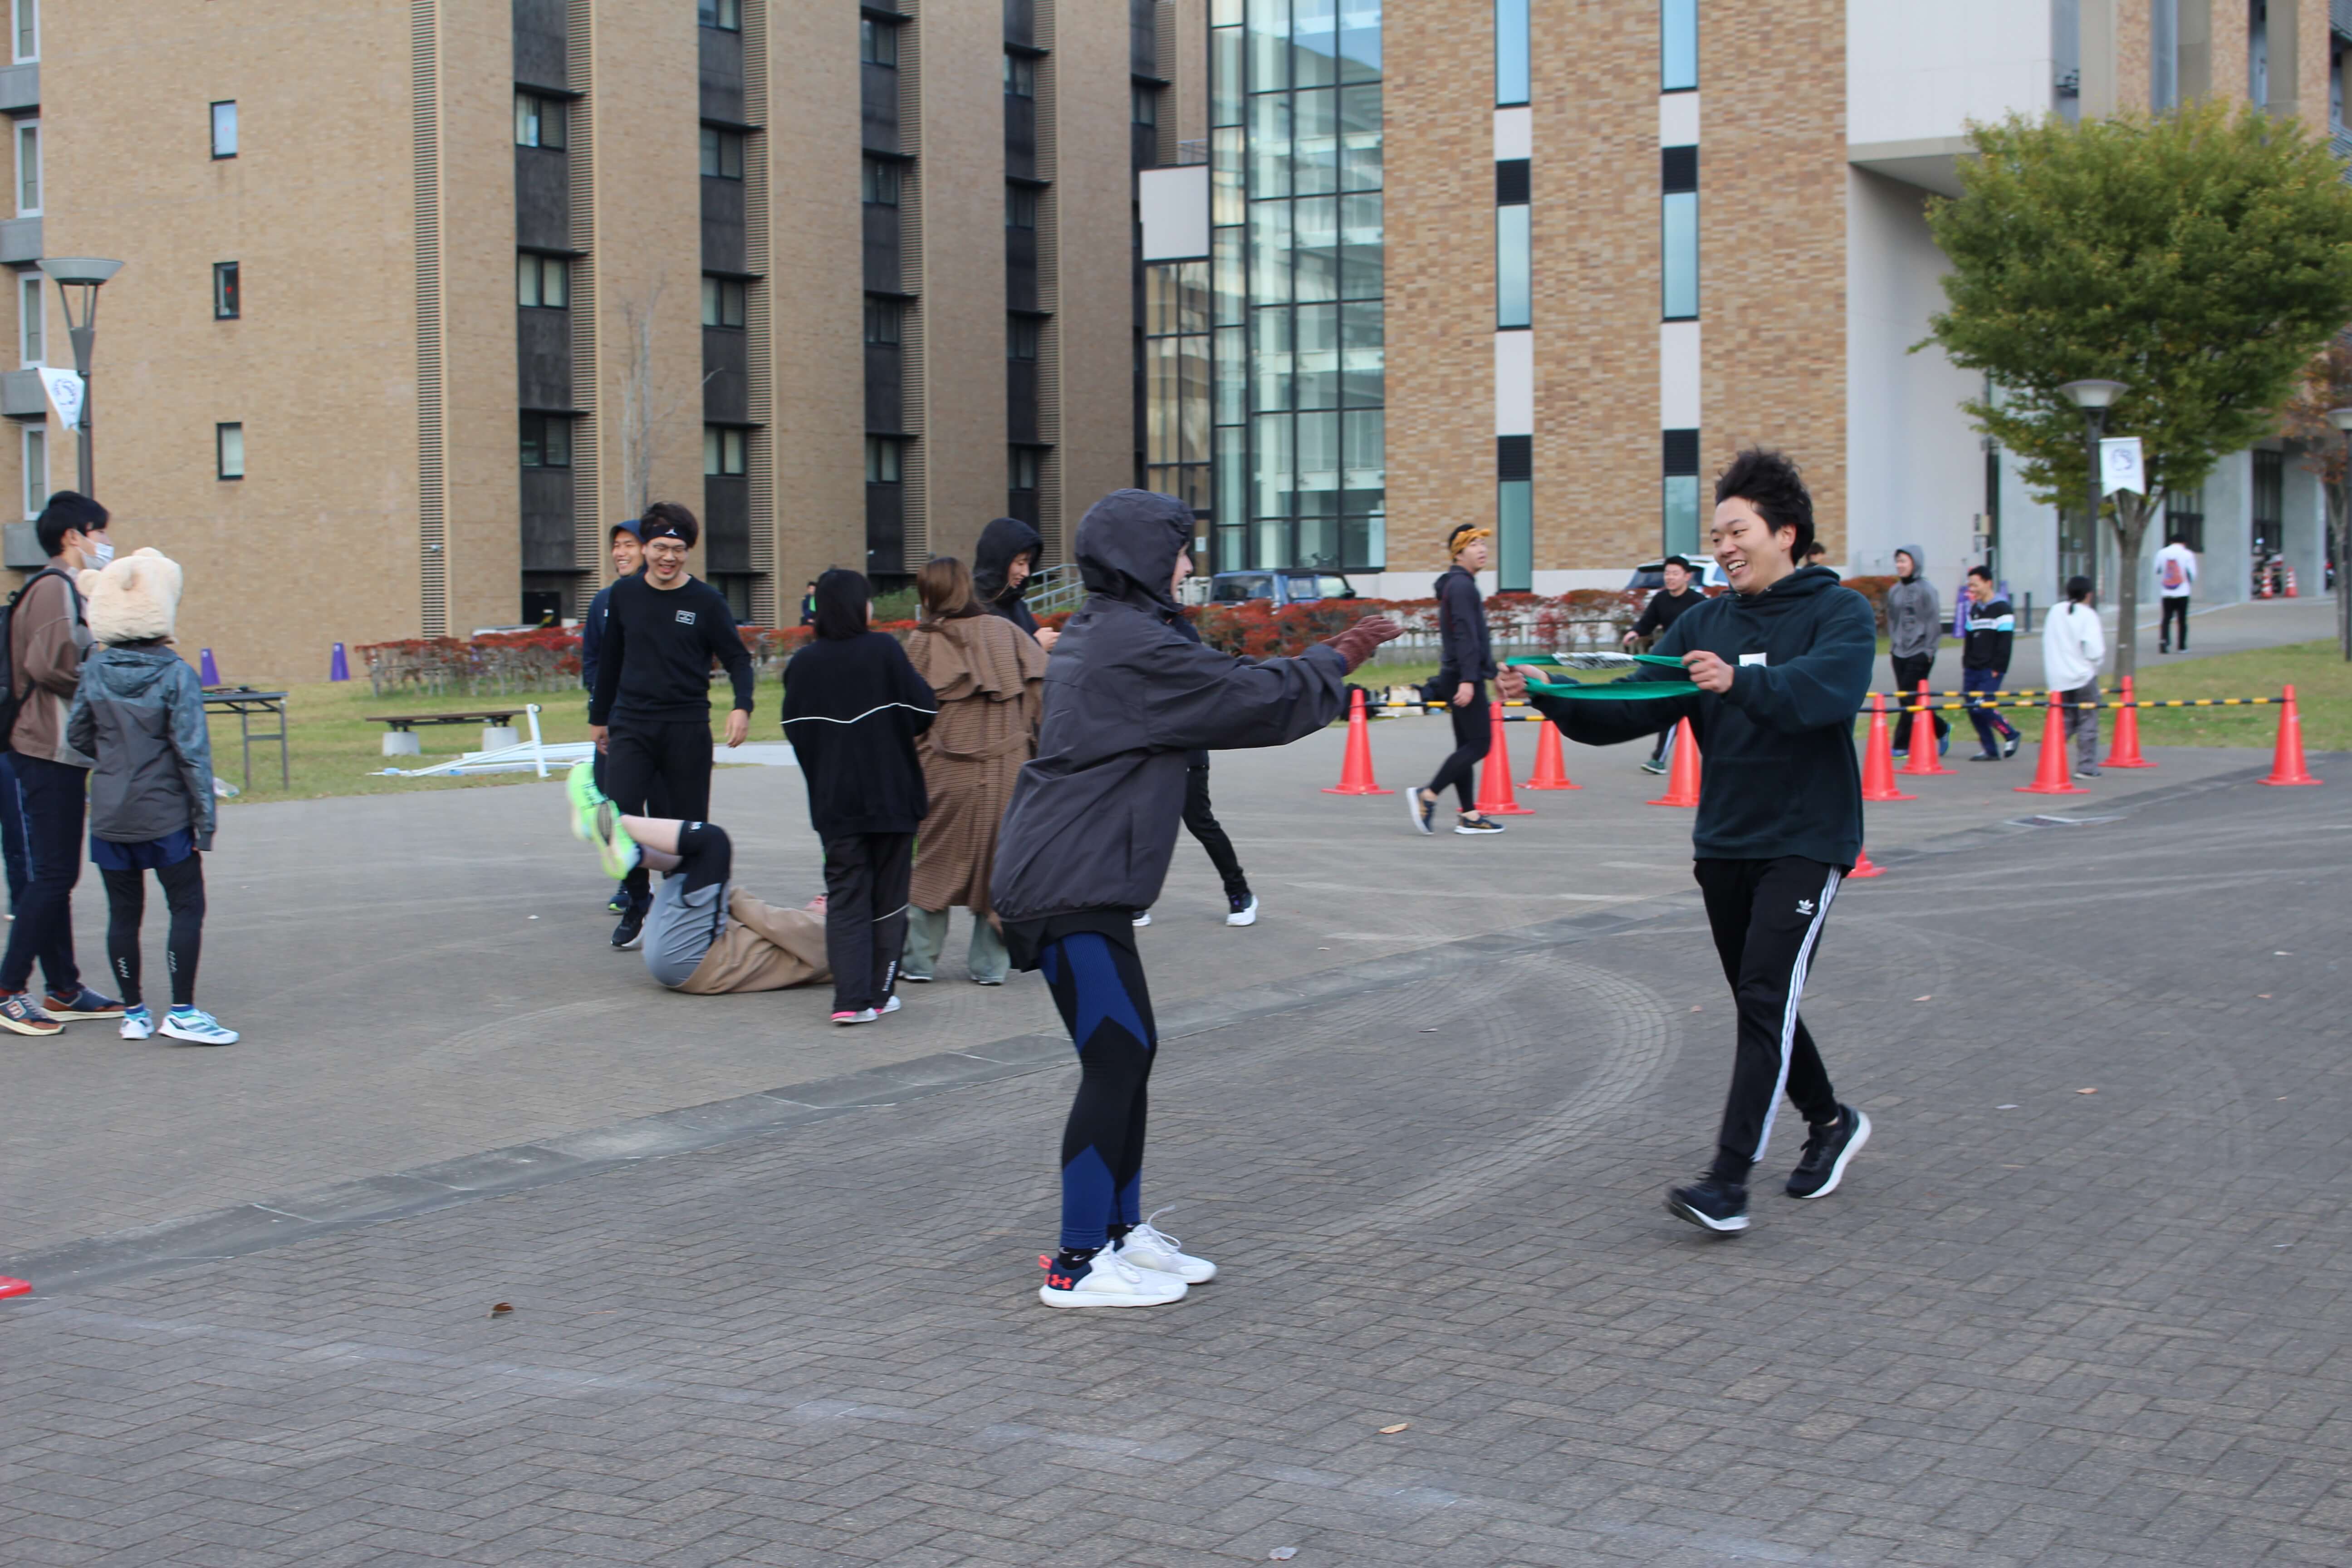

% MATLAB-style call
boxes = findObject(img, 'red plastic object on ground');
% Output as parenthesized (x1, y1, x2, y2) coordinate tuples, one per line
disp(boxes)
(0, 1276, 30, 1299)
(1321, 687, 1394, 796)
(2102, 675, 2154, 769)
(2015, 691, 2090, 795)
(1520, 716, 1581, 790)
(1847, 846, 1885, 879)
(1646, 718, 1701, 807)
(1900, 680, 1955, 777)
(1474, 701, 1534, 815)
(1859, 694, 1916, 802)
(2260, 684, 2322, 787)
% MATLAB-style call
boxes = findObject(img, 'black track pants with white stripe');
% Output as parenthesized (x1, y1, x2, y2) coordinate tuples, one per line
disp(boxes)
(1693, 856, 1844, 1184)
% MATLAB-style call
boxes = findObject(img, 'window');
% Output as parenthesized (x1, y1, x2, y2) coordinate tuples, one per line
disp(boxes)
(516, 253, 568, 308)
(2167, 484, 2206, 554)
(1004, 54, 1035, 97)
(864, 297, 902, 344)
(702, 275, 746, 328)
(697, 0, 740, 30)
(210, 100, 237, 159)
(213, 262, 239, 320)
(1661, 0, 1697, 90)
(520, 413, 572, 469)
(13, 120, 34, 216)
(861, 156, 899, 206)
(1661, 146, 1697, 321)
(20, 426, 42, 518)
(12, 0, 34, 64)
(1663, 428, 1700, 555)
(514, 91, 567, 149)
(2151, 0, 2179, 112)
(1005, 185, 1037, 228)
(1010, 446, 1041, 490)
(216, 422, 245, 480)
(1496, 0, 1529, 106)
(861, 17, 897, 65)
(703, 425, 746, 476)
(1007, 315, 1040, 359)
(1496, 204, 1530, 329)
(1133, 84, 1158, 125)
(865, 435, 901, 484)
(700, 127, 745, 179)
(2249, 0, 2269, 106)
(17, 274, 37, 364)
(1497, 435, 1532, 592)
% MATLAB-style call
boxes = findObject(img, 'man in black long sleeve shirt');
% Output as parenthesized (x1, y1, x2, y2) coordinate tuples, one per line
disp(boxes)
(1410, 524, 1504, 835)
(587, 503, 755, 947)
(1624, 554, 1705, 773)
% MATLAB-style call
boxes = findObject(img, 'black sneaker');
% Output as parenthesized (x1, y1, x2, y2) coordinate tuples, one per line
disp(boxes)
(1454, 813, 1505, 835)
(1967, 751, 2002, 763)
(1408, 788, 1437, 835)
(611, 902, 647, 950)
(605, 888, 631, 914)
(1786, 1106, 1872, 1199)
(1665, 1176, 1749, 1233)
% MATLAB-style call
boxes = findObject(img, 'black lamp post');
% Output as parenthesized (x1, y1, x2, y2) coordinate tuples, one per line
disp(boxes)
(2058, 377, 2128, 594)
(37, 257, 125, 495)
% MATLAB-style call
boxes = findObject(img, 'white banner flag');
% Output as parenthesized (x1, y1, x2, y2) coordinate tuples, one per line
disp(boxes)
(34, 366, 83, 429)
(2099, 436, 2145, 496)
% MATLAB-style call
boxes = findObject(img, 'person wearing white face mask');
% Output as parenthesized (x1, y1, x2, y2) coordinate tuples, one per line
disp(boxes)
(0, 491, 128, 1035)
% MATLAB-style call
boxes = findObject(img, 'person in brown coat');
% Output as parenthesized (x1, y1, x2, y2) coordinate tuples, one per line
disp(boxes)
(902, 554, 1046, 985)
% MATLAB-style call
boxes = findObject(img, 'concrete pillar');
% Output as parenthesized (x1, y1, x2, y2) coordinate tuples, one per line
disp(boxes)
(2199, 449, 2252, 608)
(2281, 456, 2328, 599)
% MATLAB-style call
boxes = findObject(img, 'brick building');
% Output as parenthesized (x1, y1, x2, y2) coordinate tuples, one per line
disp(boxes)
(10, 0, 1163, 681)
(1141, 0, 2344, 612)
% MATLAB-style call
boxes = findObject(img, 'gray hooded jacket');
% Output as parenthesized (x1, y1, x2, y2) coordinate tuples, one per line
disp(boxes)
(990, 490, 1348, 936)
(1882, 543, 1942, 660)
(66, 644, 217, 847)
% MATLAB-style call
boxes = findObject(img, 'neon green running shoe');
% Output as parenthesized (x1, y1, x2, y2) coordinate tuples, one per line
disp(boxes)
(566, 761, 640, 879)
(565, 760, 604, 842)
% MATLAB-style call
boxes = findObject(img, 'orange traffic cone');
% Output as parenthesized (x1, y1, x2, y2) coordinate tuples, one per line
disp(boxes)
(1321, 687, 1394, 795)
(2259, 567, 2275, 599)
(2260, 684, 2322, 787)
(1900, 680, 1955, 776)
(1847, 845, 1885, 879)
(2102, 675, 2154, 769)
(1860, 694, 1916, 802)
(2014, 691, 2089, 795)
(1521, 718, 1581, 790)
(1474, 702, 1535, 814)
(1646, 718, 1702, 807)
(2286, 567, 2299, 598)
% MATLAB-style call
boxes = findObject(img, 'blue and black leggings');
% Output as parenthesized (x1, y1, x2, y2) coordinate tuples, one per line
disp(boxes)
(1039, 933, 1157, 1252)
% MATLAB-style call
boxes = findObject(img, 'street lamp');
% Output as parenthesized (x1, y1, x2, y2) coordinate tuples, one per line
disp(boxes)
(2058, 378, 2128, 593)
(37, 257, 124, 497)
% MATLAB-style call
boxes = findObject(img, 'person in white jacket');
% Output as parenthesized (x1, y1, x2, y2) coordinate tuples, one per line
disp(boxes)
(2042, 574, 2107, 777)
(2153, 534, 2197, 652)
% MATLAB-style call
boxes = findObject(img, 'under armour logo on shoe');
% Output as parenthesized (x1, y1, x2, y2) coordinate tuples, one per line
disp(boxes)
(1796, 898, 1815, 915)
(1038, 1255, 1075, 1290)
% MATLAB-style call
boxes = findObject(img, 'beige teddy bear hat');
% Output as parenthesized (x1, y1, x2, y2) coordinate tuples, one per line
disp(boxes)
(78, 547, 185, 646)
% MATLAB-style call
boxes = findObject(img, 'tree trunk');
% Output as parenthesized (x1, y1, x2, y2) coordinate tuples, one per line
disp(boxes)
(2110, 493, 2154, 686)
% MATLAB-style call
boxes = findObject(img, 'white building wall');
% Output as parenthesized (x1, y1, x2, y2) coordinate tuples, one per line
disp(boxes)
(1844, 169, 1985, 580)
(2198, 450, 2253, 610)
(2281, 458, 2329, 598)
(1847, 0, 2058, 145)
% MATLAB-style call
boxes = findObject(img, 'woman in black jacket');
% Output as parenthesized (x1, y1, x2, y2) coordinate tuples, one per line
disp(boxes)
(780, 570, 937, 1024)
(1411, 524, 1505, 835)
(990, 490, 1400, 1308)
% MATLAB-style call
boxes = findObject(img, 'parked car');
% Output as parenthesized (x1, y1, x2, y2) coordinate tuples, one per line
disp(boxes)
(1623, 556, 1730, 596)
(1206, 569, 1358, 607)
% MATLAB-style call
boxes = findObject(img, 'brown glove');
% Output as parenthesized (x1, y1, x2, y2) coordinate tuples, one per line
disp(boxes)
(1321, 614, 1405, 673)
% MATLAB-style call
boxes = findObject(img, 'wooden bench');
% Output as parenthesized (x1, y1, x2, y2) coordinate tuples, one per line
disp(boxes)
(370, 710, 525, 759)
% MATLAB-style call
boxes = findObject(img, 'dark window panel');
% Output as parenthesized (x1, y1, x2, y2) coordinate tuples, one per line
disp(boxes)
(704, 476, 752, 572)
(1008, 355, 1040, 445)
(1497, 434, 1532, 482)
(1662, 427, 1700, 475)
(1005, 221, 1038, 312)
(1130, 0, 1156, 77)
(1661, 144, 1697, 193)
(703, 325, 747, 423)
(865, 338, 903, 431)
(863, 201, 902, 293)
(515, 144, 570, 251)
(700, 24, 745, 125)
(866, 480, 906, 577)
(1495, 158, 1529, 204)
(521, 466, 576, 571)
(511, 0, 568, 91)
(702, 172, 747, 273)
(1005, 88, 1037, 178)
(863, 60, 900, 152)
(516, 305, 572, 409)
(1003, 0, 1035, 49)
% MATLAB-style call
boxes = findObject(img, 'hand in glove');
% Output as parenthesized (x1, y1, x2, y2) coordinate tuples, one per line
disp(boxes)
(1320, 614, 1404, 673)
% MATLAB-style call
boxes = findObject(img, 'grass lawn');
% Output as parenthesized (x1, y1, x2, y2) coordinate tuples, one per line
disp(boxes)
(206, 680, 741, 805)
(2121, 640, 2349, 751)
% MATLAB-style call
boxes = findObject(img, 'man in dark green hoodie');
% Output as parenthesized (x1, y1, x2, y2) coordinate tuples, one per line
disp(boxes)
(1500, 449, 1874, 1235)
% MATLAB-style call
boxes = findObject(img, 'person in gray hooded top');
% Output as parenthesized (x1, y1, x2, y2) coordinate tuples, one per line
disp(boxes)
(991, 489, 1401, 1308)
(1883, 544, 1949, 757)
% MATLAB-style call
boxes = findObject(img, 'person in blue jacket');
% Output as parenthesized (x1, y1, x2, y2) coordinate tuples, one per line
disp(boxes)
(1500, 449, 1875, 1236)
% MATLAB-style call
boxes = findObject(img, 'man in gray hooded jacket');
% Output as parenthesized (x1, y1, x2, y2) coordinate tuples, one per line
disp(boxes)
(992, 489, 1400, 1308)
(1883, 544, 1948, 757)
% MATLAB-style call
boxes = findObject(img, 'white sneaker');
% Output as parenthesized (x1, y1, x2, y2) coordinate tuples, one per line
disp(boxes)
(119, 1005, 155, 1041)
(879, 995, 902, 1015)
(831, 1008, 878, 1025)
(160, 1007, 239, 1046)
(1113, 1213, 1216, 1284)
(1225, 895, 1258, 927)
(1131, 911, 1152, 927)
(1037, 1247, 1188, 1308)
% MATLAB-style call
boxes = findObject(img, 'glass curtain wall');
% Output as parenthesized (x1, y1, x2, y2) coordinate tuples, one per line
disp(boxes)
(1209, 0, 1383, 574)
(1144, 261, 1213, 515)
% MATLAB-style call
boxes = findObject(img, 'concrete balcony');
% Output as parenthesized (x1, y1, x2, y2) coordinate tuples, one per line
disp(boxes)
(0, 215, 38, 265)
(0, 62, 35, 114)
(0, 368, 43, 418)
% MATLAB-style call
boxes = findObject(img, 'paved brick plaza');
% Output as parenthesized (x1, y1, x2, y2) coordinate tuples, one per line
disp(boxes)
(1, 733, 2347, 1565)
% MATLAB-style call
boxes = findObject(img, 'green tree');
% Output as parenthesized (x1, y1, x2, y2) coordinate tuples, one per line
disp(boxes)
(1923, 101, 2352, 681)
(2278, 338, 2352, 660)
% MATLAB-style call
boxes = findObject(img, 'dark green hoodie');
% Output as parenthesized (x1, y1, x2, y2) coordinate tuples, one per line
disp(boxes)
(1529, 565, 1874, 867)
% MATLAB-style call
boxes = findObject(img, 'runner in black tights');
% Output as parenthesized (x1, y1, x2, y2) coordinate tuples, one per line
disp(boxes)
(1411, 524, 1505, 836)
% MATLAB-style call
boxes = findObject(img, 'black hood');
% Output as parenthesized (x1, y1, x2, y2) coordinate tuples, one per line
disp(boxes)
(1074, 490, 1190, 615)
(972, 515, 1044, 604)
